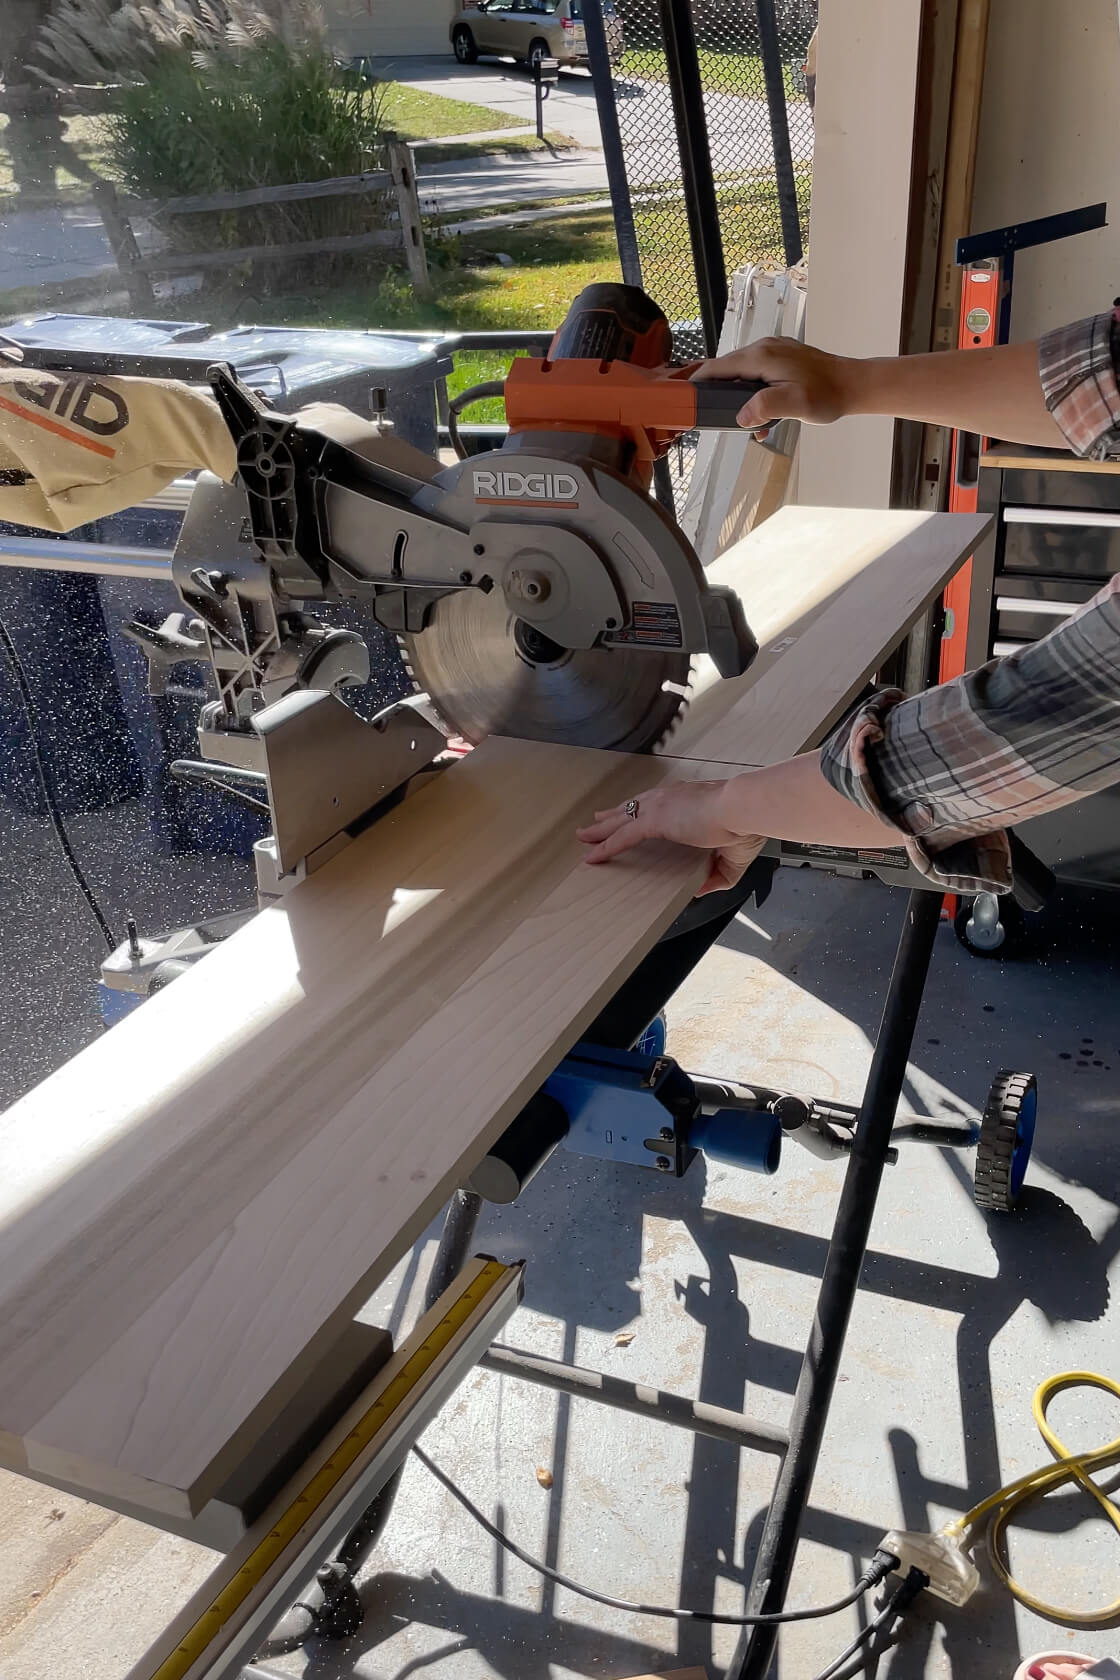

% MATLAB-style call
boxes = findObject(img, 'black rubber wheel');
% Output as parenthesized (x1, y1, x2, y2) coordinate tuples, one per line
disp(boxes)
(527, 37, 548, 68)
(954, 891, 1026, 959)
(974, 1071, 1037, 1211)
(453, 25, 478, 62)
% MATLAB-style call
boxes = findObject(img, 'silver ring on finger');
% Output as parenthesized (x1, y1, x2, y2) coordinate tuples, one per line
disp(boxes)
(625, 798, 640, 820)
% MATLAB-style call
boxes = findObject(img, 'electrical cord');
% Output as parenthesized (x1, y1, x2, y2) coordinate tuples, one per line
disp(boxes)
(447, 380, 507, 460)
(811, 1567, 929, 1680)
(944, 1370, 1120, 1625)
(413, 1445, 899, 1625)
(0, 613, 116, 951)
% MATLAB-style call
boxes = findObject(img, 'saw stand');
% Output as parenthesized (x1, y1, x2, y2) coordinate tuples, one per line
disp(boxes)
(205, 828, 1046, 1680)
(89, 651, 1053, 1678)
(93, 683, 1052, 1678)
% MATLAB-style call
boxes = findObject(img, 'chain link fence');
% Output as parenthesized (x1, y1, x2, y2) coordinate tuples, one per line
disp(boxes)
(586, 0, 815, 361)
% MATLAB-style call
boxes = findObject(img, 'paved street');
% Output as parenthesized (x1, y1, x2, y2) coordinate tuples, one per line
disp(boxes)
(0, 201, 114, 296)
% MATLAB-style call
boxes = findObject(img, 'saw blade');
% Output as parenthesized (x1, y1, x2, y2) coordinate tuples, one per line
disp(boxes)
(403, 587, 691, 753)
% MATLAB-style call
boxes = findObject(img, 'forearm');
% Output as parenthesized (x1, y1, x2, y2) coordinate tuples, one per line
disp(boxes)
(715, 753, 898, 849)
(844, 338, 1065, 447)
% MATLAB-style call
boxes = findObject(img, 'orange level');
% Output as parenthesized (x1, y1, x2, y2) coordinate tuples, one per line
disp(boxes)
(939, 261, 999, 683)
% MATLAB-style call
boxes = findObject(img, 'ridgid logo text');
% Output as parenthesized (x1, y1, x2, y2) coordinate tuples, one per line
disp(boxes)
(472, 470, 579, 503)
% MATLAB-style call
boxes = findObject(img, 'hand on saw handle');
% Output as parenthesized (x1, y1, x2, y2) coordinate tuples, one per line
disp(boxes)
(691, 338, 854, 438)
(692, 332, 1065, 448)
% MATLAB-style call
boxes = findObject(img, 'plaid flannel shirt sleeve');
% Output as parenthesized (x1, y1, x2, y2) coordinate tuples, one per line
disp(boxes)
(818, 307, 1120, 894)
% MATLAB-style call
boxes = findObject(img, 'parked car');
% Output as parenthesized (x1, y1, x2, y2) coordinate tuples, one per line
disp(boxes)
(449, 0, 624, 72)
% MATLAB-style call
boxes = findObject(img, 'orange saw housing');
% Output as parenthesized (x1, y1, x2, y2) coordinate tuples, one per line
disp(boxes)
(502, 283, 762, 490)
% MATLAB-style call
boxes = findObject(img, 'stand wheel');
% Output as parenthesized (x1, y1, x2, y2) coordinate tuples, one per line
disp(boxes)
(954, 892, 1025, 958)
(974, 1071, 1037, 1211)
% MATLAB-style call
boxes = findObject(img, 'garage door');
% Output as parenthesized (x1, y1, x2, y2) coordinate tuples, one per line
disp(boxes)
(324, 0, 457, 58)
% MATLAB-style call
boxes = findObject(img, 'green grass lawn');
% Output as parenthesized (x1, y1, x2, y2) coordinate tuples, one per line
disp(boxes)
(620, 46, 806, 100)
(376, 81, 526, 140)
(247, 211, 624, 416)
(0, 111, 114, 205)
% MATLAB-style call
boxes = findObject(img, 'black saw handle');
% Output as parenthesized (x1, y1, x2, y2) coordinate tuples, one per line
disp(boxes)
(691, 378, 770, 429)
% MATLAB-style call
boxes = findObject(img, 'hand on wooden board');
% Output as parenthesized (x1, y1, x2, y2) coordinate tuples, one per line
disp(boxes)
(576, 780, 763, 896)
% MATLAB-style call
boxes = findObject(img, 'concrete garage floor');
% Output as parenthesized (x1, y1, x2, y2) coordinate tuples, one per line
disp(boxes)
(1, 795, 1118, 1680)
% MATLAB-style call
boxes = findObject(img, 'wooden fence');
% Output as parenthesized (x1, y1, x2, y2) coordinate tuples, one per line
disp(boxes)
(93, 138, 430, 310)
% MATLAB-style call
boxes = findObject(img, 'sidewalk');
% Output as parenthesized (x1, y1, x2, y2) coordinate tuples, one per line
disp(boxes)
(416, 147, 607, 213)
(0, 202, 114, 294)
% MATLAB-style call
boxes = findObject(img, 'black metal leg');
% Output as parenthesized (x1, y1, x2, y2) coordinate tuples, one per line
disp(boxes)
(263, 1187, 488, 1650)
(726, 889, 942, 1680)
(423, 1189, 485, 1310)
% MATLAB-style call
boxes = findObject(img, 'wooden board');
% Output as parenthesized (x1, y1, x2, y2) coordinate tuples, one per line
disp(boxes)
(663, 506, 985, 765)
(0, 507, 988, 1522)
(980, 445, 1120, 476)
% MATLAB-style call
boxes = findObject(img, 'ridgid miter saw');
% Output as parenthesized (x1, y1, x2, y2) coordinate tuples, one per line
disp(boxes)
(133, 283, 765, 893)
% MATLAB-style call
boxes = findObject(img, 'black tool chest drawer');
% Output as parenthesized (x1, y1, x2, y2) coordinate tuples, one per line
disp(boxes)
(993, 506, 1120, 652)
(976, 449, 1120, 887)
(981, 463, 1120, 656)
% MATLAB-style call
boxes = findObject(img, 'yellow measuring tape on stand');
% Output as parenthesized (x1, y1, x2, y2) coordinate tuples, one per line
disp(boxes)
(945, 1371, 1120, 1625)
(150, 1257, 514, 1680)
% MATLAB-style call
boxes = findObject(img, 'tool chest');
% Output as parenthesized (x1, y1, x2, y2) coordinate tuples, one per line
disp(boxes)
(970, 445, 1120, 888)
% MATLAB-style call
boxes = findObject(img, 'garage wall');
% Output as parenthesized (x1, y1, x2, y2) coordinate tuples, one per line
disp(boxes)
(321, 0, 456, 59)
(971, 0, 1120, 341)
(796, 0, 925, 508)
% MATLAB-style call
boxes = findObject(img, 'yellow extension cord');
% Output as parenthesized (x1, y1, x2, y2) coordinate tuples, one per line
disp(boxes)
(942, 1371, 1120, 1625)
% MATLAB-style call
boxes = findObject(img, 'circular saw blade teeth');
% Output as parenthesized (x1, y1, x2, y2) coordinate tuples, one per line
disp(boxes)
(404, 590, 692, 754)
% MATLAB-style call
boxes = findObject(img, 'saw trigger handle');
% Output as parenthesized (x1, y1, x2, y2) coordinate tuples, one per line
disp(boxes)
(691, 379, 769, 429)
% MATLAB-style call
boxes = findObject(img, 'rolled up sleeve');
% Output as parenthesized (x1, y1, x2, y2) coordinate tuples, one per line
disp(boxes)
(1039, 306, 1120, 460)
(821, 305, 1120, 893)
(820, 576, 1120, 893)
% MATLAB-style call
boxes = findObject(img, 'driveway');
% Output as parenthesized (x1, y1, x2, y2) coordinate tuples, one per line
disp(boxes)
(369, 55, 814, 175)
(370, 54, 607, 149)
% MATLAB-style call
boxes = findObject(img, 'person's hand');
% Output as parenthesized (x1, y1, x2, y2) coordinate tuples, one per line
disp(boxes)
(576, 780, 763, 896)
(692, 338, 858, 436)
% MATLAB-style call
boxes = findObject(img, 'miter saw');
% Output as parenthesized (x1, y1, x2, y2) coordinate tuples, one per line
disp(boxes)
(122, 283, 765, 893)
